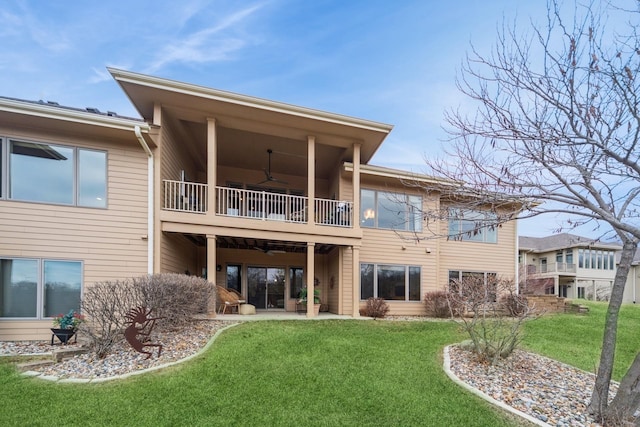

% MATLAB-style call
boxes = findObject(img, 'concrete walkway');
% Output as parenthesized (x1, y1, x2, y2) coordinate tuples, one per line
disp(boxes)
(213, 311, 357, 321)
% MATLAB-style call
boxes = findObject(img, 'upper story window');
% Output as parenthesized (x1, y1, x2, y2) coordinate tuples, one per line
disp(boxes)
(448, 209, 497, 243)
(578, 248, 615, 270)
(1, 138, 106, 208)
(360, 189, 422, 231)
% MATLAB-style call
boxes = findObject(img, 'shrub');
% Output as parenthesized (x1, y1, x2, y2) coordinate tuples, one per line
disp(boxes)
(133, 273, 215, 328)
(81, 273, 214, 358)
(423, 291, 463, 318)
(81, 279, 139, 358)
(363, 297, 389, 318)
(499, 293, 529, 317)
(448, 276, 538, 364)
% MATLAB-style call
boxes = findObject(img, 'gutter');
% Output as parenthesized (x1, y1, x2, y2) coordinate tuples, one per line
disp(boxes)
(134, 125, 154, 274)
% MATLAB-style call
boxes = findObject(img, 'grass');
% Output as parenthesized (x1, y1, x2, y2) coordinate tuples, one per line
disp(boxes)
(522, 300, 640, 381)
(0, 320, 522, 427)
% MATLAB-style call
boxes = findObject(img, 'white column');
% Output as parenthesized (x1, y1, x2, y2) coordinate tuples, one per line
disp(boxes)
(207, 118, 217, 216)
(307, 136, 315, 225)
(306, 242, 316, 317)
(352, 245, 360, 317)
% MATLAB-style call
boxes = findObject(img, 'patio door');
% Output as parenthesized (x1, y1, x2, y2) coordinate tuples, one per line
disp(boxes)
(247, 267, 286, 310)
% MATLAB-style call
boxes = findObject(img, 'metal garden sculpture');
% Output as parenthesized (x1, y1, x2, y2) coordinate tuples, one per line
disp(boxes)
(124, 306, 163, 359)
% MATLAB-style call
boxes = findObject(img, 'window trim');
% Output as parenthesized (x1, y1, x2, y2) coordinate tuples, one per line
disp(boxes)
(0, 257, 83, 320)
(448, 270, 498, 302)
(360, 262, 421, 302)
(360, 188, 422, 232)
(1, 137, 108, 209)
(447, 208, 498, 244)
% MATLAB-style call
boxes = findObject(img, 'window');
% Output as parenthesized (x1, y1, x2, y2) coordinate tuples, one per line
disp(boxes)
(448, 270, 497, 301)
(0, 258, 82, 319)
(360, 263, 420, 301)
(226, 264, 241, 294)
(2, 138, 106, 207)
(565, 250, 574, 265)
(448, 209, 497, 243)
(360, 189, 421, 231)
(556, 251, 563, 263)
(289, 267, 304, 299)
(578, 248, 615, 270)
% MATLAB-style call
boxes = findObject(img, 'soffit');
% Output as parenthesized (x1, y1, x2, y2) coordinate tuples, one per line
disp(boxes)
(110, 68, 392, 163)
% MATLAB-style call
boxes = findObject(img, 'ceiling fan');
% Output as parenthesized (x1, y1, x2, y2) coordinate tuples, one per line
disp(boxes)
(257, 149, 288, 185)
(254, 246, 286, 256)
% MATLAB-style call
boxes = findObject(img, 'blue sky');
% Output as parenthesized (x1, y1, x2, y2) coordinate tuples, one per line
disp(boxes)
(0, 0, 623, 238)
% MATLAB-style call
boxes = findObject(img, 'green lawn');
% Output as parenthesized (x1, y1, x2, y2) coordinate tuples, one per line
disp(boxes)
(3, 303, 638, 426)
(522, 301, 640, 381)
(0, 320, 522, 427)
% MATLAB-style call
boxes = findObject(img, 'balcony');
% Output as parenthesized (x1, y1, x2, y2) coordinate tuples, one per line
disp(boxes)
(522, 262, 577, 275)
(162, 180, 353, 227)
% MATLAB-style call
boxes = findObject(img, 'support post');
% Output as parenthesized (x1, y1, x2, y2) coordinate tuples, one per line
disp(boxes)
(306, 242, 316, 317)
(207, 118, 217, 215)
(307, 136, 315, 225)
(352, 245, 360, 317)
(207, 235, 217, 314)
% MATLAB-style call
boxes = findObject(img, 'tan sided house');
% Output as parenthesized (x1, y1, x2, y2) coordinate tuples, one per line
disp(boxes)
(519, 233, 621, 301)
(0, 69, 519, 340)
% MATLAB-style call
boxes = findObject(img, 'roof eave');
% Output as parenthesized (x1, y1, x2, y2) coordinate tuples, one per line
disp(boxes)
(108, 67, 392, 135)
(0, 97, 149, 133)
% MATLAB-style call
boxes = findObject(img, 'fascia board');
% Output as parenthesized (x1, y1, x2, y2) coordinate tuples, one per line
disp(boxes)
(0, 97, 150, 133)
(108, 68, 392, 135)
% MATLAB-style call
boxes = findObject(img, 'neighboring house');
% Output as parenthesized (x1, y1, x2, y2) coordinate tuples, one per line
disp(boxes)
(519, 233, 621, 301)
(0, 69, 518, 340)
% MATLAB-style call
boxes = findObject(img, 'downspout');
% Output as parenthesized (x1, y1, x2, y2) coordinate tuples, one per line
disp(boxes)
(134, 125, 154, 274)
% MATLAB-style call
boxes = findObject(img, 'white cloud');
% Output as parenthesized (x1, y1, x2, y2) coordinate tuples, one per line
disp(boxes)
(146, 3, 265, 72)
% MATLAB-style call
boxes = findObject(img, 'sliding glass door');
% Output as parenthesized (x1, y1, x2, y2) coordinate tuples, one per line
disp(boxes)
(247, 267, 285, 310)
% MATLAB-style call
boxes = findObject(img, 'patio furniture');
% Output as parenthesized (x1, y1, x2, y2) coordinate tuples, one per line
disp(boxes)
(216, 285, 246, 314)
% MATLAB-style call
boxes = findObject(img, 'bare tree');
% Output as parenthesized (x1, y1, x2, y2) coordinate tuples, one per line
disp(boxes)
(426, 0, 640, 422)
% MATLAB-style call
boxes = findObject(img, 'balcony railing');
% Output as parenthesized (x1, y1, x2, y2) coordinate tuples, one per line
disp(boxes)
(216, 186, 353, 227)
(216, 186, 308, 223)
(522, 262, 577, 274)
(162, 181, 353, 227)
(163, 180, 208, 214)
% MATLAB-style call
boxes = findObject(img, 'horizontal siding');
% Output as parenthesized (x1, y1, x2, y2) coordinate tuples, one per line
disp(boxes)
(438, 219, 517, 289)
(0, 132, 149, 340)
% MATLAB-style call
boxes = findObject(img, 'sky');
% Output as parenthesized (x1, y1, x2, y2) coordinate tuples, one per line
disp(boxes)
(0, 0, 631, 239)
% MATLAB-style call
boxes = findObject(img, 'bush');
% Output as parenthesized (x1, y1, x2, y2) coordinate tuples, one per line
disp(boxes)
(499, 293, 529, 317)
(81, 273, 214, 358)
(448, 276, 538, 364)
(363, 297, 389, 318)
(423, 291, 463, 318)
(133, 273, 215, 328)
(80, 279, 139, 358)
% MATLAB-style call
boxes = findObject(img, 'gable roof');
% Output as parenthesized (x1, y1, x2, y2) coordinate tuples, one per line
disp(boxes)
(519, 233, 622, 252)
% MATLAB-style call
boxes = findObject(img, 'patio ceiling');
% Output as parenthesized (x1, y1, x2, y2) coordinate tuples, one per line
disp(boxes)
(183, 234, 335, 254)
